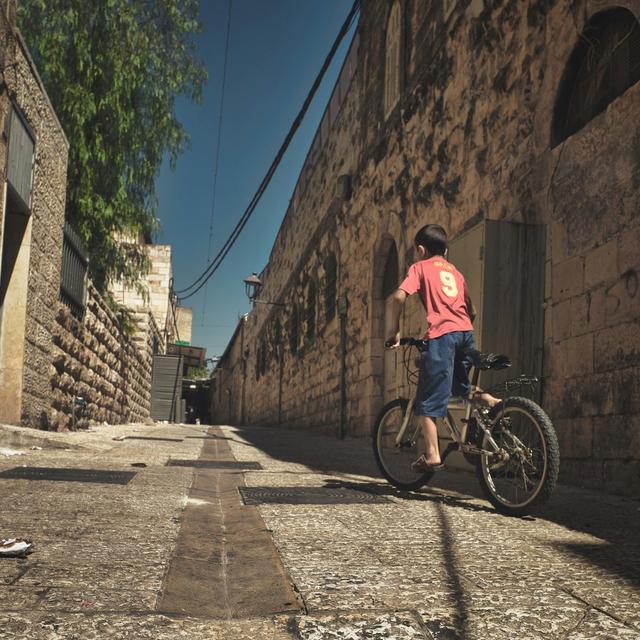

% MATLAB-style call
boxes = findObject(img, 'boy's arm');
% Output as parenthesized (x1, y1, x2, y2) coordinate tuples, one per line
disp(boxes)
(465, 288, 477, 323)
(385, 288, 407, 347)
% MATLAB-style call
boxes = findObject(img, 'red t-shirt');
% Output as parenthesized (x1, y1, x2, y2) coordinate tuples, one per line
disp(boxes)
(399, 256, 474, 339)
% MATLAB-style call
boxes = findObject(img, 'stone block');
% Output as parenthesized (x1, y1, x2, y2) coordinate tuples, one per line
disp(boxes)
(584, 240, 617, 290)
(550, 221, 568, 265)
(593, 415, 640, 460)
(604, 269, 640, 327)
(545, 340, 567, 378)
(618, 226, 640, 274)
(576, 372, 614, 417)
(570, 287, 605, 337)
(551, 299, 571, 342)
(594, 321, 640, 373)
(552, 255, 584, 301)
(565, 333, 593, 376)
(555, 416, 592, 459)
(612, 368, 640, 415)
(602, 460, 640, 497)
(558, 459, 603, 491)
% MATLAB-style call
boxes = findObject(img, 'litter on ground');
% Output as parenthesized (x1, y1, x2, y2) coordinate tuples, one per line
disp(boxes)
(0, 539, 34, 558)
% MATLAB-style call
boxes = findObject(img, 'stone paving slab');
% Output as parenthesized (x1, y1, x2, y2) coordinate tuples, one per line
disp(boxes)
(225, 424, 640, 639)
(1, 421, 639, 639)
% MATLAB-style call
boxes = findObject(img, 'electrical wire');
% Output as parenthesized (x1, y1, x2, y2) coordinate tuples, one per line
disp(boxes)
(174, 0, 360, 301)
(201, 0, 233, 324)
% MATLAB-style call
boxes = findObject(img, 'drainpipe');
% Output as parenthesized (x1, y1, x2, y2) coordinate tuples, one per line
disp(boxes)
(277, 348, 284, 426)
(338, 295, 348, 439)
(240, 314, 247, 425)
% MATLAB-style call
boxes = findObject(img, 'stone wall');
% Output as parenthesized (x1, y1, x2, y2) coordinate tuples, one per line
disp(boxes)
(211, 0, 640, 495)
(50, 284, 154, 430)
(0, 4, 69, 427)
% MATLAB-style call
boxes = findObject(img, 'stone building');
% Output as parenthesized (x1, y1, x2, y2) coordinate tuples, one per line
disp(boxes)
(211, 0, 640, 496)
(0, 0, 69, 428)
(110, 242, 181, 352)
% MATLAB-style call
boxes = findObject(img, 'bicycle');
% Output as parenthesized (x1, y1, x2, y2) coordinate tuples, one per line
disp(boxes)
(372, 338, 560, 516)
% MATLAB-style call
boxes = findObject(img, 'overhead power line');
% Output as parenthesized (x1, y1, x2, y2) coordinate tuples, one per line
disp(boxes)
(201, 0, 233, 323)
(175, 0, 360, 301)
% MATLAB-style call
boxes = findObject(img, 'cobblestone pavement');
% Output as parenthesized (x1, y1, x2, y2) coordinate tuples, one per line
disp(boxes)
(0, 422, 638, 639)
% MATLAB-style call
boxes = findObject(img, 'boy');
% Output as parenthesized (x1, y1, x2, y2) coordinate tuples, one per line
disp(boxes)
(385, 224, 498, 470)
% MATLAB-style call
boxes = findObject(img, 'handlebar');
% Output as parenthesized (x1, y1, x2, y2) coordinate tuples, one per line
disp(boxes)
(384, 337, 429, 349)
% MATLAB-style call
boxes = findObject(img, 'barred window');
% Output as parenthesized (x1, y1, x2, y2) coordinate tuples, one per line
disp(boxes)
(324, 254, 338, 323)
(384, 1, 402, 117)
(290, 305, 299, 356)
(306, 280, 317, 342)
(552, 8, 640, 146)
(382, 242, 399, 299)
(60, 221, 89, 317)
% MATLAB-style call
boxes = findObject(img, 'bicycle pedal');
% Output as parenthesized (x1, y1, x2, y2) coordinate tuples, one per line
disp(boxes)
(440, 442, 459, 462)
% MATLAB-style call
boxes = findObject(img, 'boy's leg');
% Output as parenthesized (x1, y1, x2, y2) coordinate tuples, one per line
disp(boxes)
(452, 332, 501, 407)
(418, 415, 441, 465)
(414, 334, 455, 467)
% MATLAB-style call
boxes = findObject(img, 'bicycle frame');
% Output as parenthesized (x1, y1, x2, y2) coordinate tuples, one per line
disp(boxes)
(393, 364, 502, 456)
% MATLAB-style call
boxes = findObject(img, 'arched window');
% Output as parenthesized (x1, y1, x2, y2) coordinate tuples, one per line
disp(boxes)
(384, 1, 402, 117)
(552, 8, 640, 146)
(306, 280, 317, 341)
(324, 254, 338, 322)
(382, 242, 399, 299)
(289, 305, 299, 356)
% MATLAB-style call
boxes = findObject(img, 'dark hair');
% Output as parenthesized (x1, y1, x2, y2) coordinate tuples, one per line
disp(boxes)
(414, 224, 448, 256)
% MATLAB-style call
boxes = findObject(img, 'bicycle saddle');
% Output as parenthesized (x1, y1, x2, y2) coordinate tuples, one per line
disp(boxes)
(465, 349, 512, 370)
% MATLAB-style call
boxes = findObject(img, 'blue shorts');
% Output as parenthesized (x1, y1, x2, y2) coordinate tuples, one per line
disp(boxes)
(415, 331, 476, 418)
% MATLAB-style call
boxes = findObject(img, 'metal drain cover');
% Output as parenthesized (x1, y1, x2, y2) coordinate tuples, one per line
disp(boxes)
(166, 460, 263, 470)
(127, 436, 184, 442)
(0, 467, 136, 485)
(239, 486, 389, 505)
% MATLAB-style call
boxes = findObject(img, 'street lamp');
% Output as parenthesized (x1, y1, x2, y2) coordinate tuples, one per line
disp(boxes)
(243, 272, 285, 307)
(243, 272, 262, 302)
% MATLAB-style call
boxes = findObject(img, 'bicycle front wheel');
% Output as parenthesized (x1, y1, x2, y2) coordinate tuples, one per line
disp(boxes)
(372, 399, 433, 491)
(476, 396, 559, 516)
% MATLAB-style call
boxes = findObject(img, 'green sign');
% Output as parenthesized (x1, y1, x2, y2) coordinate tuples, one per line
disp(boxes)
(175, 340, 191, 346)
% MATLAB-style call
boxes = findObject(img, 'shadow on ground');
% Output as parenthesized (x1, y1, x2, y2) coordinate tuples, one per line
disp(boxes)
(220, 423, 640, 589)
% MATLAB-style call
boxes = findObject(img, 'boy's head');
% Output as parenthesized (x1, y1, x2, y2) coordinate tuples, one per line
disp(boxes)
(414, 224, 448, 259)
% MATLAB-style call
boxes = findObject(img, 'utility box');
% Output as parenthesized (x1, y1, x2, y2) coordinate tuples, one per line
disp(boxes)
(443, 220, 546, 470)
(151, 354, 184, 422)
(448, 219, 545, 392)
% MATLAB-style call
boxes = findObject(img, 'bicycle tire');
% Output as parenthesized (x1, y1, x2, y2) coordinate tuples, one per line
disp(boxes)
(475, 396, 559, 516)
(372, 398, 433, 491)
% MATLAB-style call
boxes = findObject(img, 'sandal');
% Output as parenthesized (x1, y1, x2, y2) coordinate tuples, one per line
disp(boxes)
(411, 454, 444, 472)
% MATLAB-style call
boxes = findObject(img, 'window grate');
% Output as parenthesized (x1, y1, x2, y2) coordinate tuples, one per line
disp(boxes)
(60, 221, 89, 318)
(239, 486, 389, 505)
(0, 467, 136, 485)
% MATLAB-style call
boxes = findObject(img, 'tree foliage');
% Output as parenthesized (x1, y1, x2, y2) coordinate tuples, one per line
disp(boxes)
(18, 0, 207, 291)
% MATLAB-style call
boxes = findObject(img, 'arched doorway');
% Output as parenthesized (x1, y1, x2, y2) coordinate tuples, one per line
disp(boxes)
(371, 236, 401, 419)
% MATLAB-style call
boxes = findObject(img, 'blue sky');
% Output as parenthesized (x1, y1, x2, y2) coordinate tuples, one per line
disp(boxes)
(155, 0, 356, 360)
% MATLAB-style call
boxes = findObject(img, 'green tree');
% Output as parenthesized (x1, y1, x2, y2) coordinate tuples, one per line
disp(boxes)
(18, 0, 207, 291)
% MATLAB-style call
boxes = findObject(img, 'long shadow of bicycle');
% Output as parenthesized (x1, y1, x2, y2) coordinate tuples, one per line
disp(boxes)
(321, 478, 518, 517)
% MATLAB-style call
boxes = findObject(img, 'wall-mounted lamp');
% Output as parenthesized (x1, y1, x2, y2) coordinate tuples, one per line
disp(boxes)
(243, 272, 262, 302)
(243, 273, 285, 307)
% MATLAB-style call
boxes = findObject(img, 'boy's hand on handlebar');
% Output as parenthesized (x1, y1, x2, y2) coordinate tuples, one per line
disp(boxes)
(385, 333, 400, 349)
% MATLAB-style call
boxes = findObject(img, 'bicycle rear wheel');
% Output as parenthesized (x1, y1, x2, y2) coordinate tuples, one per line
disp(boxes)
(476, 396, 559, 516)
(372, 399, 433, 491)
